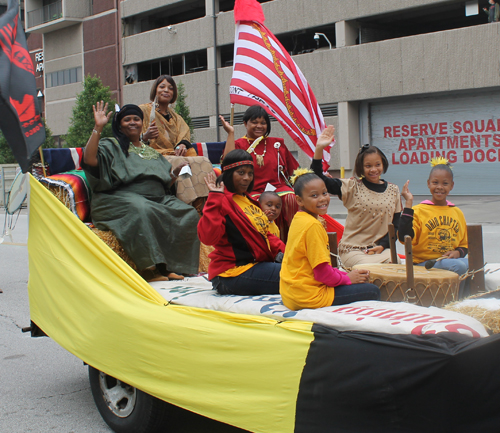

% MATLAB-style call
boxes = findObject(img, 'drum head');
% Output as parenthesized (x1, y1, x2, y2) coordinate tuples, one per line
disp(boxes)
(6, 172, 28, 214)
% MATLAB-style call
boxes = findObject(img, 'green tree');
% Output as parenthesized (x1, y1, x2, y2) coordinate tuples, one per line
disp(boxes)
(0, 117, 56, 165)
(64, 74, 115, 148)
(174, 81, 194, 138)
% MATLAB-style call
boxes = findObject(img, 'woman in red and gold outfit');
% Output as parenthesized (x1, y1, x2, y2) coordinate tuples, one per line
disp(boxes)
(221, 105, 299, 242)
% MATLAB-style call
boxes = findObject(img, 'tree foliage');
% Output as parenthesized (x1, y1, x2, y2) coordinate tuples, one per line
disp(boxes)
(174, 81, 194, 138)
(0, 117, 56, 165)
(64, 75, 115, 148)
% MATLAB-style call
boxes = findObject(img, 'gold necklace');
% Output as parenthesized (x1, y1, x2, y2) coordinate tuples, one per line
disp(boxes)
(245, 136, 267, 167)
(128, 143, 160, 160)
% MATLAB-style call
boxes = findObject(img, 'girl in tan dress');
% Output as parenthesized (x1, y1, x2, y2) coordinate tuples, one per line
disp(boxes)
(310, 126, 402, 268)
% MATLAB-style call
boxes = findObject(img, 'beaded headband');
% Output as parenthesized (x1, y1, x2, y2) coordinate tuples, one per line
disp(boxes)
(222, 160, 254, 172)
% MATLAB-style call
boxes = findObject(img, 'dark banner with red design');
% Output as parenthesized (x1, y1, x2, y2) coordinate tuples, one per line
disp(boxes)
(0, 0, 44, 172)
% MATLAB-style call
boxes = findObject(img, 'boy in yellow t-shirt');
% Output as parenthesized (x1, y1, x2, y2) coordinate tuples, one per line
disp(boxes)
(259, 191, 282, 238)
(280, 169, 379, 311)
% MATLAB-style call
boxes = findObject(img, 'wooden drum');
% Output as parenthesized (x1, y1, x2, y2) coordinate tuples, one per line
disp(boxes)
(352, 264, 459, 308)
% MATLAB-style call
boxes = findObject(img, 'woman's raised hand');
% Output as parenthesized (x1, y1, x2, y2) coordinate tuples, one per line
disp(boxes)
(204, 171, 224, 193)
(93, 101, 113, 129)
(219, 115, 234, 135)
(144, 119, 159, 141)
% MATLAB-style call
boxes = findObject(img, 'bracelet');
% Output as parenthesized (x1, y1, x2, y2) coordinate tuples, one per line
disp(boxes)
(140, 133, 149, 145)
(92, 129, 101, 135)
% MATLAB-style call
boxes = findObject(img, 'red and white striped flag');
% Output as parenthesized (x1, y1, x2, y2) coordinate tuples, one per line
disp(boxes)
(230, 0, 331, 168)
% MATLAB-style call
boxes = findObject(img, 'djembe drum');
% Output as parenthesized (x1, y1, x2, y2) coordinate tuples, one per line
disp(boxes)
(352, 264, 459, 307)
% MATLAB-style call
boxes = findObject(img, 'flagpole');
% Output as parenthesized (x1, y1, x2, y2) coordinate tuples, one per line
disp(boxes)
(230, 103, 234, 127)
(39, 147, 47, 178)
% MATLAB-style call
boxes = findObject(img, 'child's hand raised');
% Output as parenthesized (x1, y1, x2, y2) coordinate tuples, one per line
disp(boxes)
(401, 180, 413, 208)
(347, 269, 370, 284)
(314, 125, 335, 159)
(317, 125, 335, 150)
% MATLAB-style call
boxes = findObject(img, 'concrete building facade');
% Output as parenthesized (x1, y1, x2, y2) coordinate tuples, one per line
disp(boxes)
(25, 0, 500, 193)
(25, 0, 122, 143)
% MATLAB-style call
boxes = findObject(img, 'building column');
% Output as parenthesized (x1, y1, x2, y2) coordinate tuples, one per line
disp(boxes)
(337, 101, 360, 176)
(359, 101, 370, 146)
(206, 0, 219, 16)
(207, 46, 221, 70)
(335, 20, 358, 48)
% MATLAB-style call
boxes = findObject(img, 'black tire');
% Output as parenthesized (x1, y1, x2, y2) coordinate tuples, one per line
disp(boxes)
(88, 365, 170, 433)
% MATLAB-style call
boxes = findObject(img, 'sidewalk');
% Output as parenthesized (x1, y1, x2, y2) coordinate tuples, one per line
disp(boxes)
(328, 196, 500, 225)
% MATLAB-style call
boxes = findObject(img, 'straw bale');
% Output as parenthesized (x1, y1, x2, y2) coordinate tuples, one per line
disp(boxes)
(91, 228, 138, 271)
(199, 242, 214, 273)
(44, 184, 72, 211)
(444, 290, 500, 334)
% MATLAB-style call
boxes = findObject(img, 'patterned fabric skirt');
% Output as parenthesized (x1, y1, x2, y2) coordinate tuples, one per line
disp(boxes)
(274, 191, 299, 243)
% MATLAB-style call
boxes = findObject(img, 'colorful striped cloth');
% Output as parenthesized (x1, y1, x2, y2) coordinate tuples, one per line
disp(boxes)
(192, 142, 225, 164)
(42, 147, 84, 174)
(40, 170, 91, 222)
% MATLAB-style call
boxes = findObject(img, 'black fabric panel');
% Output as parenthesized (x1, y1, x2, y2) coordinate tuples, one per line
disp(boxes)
(225, 215, 254, 266)
(295, 326, 500, 433)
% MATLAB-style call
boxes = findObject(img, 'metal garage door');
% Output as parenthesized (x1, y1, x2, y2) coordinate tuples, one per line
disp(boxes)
(370, 92, 500, 195)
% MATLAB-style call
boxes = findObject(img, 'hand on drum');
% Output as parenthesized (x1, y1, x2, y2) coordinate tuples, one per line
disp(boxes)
(441, 250, 461, 259)
(204, 171, 224, 193)
(364, 245, 384, 255)
(347, 269, 370, 284)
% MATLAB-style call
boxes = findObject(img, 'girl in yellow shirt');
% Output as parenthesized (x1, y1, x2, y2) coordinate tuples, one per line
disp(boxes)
(399, 158, 469, 296)
(280, 170, 380, 311)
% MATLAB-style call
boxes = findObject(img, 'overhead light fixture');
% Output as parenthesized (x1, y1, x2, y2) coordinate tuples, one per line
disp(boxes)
(314, 33, 332, 50)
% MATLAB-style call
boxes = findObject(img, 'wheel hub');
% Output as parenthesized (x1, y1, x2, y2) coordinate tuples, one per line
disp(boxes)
(98, 371, 137, 417)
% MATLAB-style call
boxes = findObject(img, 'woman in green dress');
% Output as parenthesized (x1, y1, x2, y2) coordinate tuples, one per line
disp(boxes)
(82, 102, 200, 281)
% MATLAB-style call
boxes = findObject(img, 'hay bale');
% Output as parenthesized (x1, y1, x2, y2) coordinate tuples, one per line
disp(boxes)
(199, 242, 214, 273)
(44, 184, 72, 211)
(444, 292, 500, 334)
(91, 228, 137, 271)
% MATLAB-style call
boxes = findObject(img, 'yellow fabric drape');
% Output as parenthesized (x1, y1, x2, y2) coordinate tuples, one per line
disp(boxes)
(27, 175, 315, 433)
